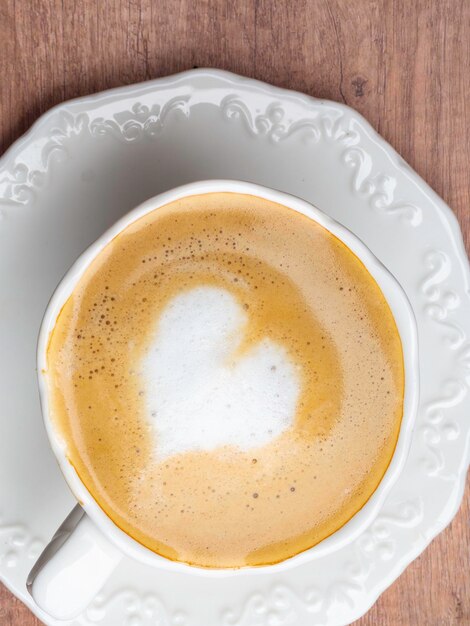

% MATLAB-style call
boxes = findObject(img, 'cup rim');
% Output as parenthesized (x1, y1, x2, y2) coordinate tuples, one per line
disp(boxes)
(37, 179, 419, 576)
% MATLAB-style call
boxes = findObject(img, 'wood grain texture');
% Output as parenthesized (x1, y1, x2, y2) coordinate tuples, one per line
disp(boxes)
(0, 0, 468, 624)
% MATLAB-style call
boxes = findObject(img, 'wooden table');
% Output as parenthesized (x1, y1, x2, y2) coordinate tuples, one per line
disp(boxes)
(0, 1, 468, 624)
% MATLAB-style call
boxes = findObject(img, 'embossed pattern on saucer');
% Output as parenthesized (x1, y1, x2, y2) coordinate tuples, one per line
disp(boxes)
(0, 69, 469, 626)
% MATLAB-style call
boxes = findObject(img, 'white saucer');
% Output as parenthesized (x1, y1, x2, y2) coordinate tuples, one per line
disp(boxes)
(0, 69, 469, 626)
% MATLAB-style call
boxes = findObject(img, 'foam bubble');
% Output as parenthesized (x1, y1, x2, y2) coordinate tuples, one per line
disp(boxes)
(143, 286, 300, 459)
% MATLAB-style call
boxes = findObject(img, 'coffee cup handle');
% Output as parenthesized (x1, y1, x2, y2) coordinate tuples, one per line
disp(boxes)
(27, 505, 123, 620)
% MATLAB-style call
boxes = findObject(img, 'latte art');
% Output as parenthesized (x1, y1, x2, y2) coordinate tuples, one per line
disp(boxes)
(47, 192, 404, 568)
(144, 287, 299, 459)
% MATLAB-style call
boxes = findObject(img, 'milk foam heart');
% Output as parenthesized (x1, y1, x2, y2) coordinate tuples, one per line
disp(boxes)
(143, 287, 300, 459)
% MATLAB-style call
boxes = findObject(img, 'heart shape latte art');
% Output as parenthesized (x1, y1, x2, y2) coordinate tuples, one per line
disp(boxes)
(144, 286, 300, 459)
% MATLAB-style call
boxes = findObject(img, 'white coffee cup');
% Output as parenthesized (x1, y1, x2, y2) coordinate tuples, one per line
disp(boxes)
(28, 180, 419, 620)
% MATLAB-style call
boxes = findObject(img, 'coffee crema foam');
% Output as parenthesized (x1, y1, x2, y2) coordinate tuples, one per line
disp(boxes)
(47, 192, 404, 568)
